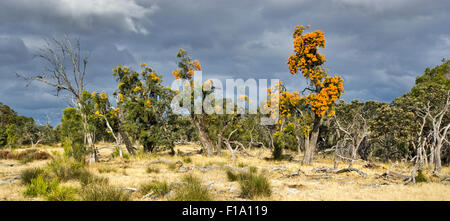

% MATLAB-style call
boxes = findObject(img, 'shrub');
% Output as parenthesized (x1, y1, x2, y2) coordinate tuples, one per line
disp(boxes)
(23, 175, 59, 197)
(139, 180, 171, 197)
(183, 157, 192, 163)
(171, 175, 211, 201)
(146, 166, 160, 174)
(46, 157, 107, 186)
(20, 167, 48, 185)
(46, 157, 84, 181)
(80, 184, 131, 201)
(415, 170, 428, 183)
(0, 149, 51, 162)
(112, 147, 129, 159)
(46, 186, 78, 201)
(98, 166, 117, 173)
(167, 163, 177, 170)
(226, 170, 239, 182)
(78, 170, 108, 187)
(226, 168, 271, 199)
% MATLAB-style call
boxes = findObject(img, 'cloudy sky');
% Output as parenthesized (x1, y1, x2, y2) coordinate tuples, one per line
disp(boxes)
(0, 0, 449, 126)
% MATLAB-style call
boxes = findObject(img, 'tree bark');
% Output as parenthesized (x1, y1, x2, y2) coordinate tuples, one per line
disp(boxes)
(192, 116, 214, 156)
(303, 115, 321, 165)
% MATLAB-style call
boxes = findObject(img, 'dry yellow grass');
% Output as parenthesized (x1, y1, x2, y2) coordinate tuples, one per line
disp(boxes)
(1, 143, 449, 201)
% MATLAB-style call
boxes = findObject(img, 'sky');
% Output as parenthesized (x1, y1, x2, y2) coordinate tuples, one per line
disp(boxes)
(0, 0, 449, 126)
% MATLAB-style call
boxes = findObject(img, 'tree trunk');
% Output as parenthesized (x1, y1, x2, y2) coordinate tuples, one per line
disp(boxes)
(118, 116, 136, 155)
(303, 115, 321, 165)
(296, 135, 302, 156)
(192, 116, 214, 156)
(434, 143, 442, 174)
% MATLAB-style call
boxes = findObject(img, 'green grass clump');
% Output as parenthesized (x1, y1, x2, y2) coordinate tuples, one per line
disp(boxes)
(226, 170, 239, 182)
(167, 163, 177, 170)
(23, 175, 59, 197)
(226, 168, 271, 199)
(46, 157, 107, 186)
(183, 157, 192, 163)
(146, 166, 160, 174)
(112, 147, 130, 159)
(171, 175, 212, 201)
(80, 184, 131, 201)
(415, 170, 428, 183)
(98, 166, 117, 174)
(20, 167, 48, 185)
(139, 180, 171, 197)
(46, 186, 78, 201)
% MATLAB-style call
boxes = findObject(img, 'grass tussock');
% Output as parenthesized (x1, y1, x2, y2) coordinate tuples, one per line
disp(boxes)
(20, 167, 48, 185)
(139, 180, 171, 197)
(170, 175, 212, 201)
(80, 184, 131, 201)
(23, 175, 59, 198)
(45, 185, 78, 201)
(146, 166, 160, 174)
(226, 167, 271, 199)
(97, 166, 117, 174)
(46, 157, 108, 186)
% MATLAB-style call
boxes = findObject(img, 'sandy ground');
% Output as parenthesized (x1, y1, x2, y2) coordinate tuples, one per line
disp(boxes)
(1, 143, 449, 201)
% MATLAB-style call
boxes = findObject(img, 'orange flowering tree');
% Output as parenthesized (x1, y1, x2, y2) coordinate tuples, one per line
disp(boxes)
(112, 63, 177, 154)
(266, 81, 312, 159)
(286, 25, 344, 164)
(171, 49, 217, 156)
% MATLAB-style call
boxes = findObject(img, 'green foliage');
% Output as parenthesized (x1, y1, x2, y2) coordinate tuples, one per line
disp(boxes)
(226, 170, 239, 182)
(182, 157, 192, 163)
(20, 167, 49, 185)
(146, 166, 160, 173)
(23, 175, 59, 197)
(171, 175, 212, 201)
(112, 147, 129, 159)
(80, 184, 131, 201)
(415, 170, 428, 183)
(98, 166, 117, 173)
(112, 63, 177, 154)
(46, 185, 78, 201)
(60, 108, 86, 162)
(226, 168, 271, 199)
(167, 163, 177, 170)
(139, 180, 171, 197)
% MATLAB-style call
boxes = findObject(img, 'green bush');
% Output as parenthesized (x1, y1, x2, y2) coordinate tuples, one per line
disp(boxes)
(171, 175, 211, 201)
(46, 157, 107, 186)
(139, 180, 171, 197)
(415, 170, 428, 183)
(97, 166, 117, 174)
(80, 184, 131, 201)
(20, 167, 48, 185)
(146, 166, 160, 174)
(183, 157, 192, 163)
(46, 186, 78, 201)
(112, 147, 129, 159)
(23, 175, 59, 197)
(226, 168, 271, 199)
(226, 170, 239, 182)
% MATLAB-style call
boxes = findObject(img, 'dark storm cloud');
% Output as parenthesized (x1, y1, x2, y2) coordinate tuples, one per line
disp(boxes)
(0, 0, 449, 125)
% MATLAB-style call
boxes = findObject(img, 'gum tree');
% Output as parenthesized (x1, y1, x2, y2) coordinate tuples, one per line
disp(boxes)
(113, 63, 177, 154)
(286, 25, 344, 164)
(17, 35, 98, 163)
(171, 49, 216, 156)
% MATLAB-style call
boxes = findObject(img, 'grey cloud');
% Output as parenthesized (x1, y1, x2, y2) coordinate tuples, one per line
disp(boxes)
(0, 0, 449, 125)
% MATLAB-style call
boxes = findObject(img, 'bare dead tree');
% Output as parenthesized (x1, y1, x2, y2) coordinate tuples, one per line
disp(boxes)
(333, 113, 370, 167)
(17, 34, 98, 163)
(424, 91, 450, 175)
